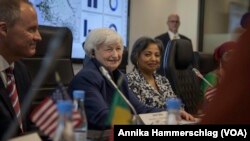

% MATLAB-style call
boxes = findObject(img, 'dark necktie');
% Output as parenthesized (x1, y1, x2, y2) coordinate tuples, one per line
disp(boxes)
(5, 67, 23, 132)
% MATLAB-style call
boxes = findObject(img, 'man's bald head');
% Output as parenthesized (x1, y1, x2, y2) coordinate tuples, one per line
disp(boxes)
(167, 14, 180, 33)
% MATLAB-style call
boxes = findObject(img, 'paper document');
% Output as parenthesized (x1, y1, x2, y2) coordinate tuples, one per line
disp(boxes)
(138, 111, 200, 125)
(9, 132, 41, 141)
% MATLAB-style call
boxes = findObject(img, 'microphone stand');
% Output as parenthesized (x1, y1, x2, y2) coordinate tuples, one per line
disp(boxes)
(192, 68, 213, 87)
(114, 86, 140, 125)
(99, 66, 140, 125)
(114, 85, 140, 125)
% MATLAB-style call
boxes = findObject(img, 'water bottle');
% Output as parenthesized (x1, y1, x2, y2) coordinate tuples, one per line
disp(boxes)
(53, 100, 75, 141)
(73, 90, 88, 141)
(166, 98, 181, 125)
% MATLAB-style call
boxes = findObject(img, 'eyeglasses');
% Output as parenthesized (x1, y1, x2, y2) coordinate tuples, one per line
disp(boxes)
(169, 20, 180, 23)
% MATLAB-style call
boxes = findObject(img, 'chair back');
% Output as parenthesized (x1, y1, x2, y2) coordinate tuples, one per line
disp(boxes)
(21, 25, 74, 104)
(161, 39, 202, 114)
(194, 52, 217, 75)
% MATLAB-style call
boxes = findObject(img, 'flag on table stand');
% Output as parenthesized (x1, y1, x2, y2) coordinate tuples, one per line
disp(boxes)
(107, 90, 132, 125)
(107, 90, 133, 141)
(30, 84, 82, 138)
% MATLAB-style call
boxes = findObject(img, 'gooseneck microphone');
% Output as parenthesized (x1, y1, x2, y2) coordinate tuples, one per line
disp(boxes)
(192, 68, 213, 87)
(99, 66, 139, 124)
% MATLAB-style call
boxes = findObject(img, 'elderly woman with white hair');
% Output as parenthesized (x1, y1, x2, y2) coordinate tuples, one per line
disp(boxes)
(68, 28, 163, 130)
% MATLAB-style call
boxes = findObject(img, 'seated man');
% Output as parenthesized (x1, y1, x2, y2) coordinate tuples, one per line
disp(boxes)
(0, 0, 41, 139)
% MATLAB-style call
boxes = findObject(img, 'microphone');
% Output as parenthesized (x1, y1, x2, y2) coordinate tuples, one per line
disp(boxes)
(192, 68, 213, 87)
(99, 66, 139, 124)
(2, 28, 70, 141)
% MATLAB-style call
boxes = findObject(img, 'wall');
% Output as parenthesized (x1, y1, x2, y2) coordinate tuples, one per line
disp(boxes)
(203, 0, 249, 53)
(127, 0, 199, 72)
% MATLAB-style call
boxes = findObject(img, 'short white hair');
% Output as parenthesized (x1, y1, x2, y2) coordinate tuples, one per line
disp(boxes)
(84, 28, 124, 56)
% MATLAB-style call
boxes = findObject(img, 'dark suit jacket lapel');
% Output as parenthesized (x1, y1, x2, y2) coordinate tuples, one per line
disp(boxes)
(91, 59, 116, 102)
(13, 70, 24, 105)
(91, 58, 115, 90)
(12, 61, 30, 132)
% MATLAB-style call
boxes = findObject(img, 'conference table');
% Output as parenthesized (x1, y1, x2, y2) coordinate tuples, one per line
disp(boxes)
(87, 111, 200, 141)
(88, 129, 111, 141)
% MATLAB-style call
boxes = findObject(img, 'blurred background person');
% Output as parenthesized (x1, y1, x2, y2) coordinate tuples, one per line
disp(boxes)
(200, 24, 250, 124)
(200, 41, 237, 103)
(233, 12, 250, 39)
(155, 13, 192, 75)
(127, 36, 194, 120)
(68, 28, 163, 130)
(0, 0, 41, 138)
(240, 12, 250, 30)
(155, 13, 192, 49)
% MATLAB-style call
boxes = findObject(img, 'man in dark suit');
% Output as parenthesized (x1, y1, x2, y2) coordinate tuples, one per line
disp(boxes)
(0, 0, 41, 139)
(155, 13, 191, 48)
(155, 14, 192, 75)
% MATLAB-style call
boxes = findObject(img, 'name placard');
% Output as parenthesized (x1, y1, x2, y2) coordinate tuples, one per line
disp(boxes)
(138, 111, 200, 125)
(138, 111, 167, 125)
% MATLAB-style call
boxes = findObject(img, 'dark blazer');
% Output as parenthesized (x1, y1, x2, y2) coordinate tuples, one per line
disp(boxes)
(155, 32, 191, 49)
(68, 58, 162, 130)
(156, 32, 192, 76)
(0, 61, 31, 139)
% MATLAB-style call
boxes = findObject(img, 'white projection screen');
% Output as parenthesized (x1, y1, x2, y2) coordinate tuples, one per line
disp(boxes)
(30, 0, 129, 60)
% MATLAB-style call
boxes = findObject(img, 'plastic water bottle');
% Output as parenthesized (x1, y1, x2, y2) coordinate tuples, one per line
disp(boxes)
(53, 100, 75, 141)
(166, 98, 181, 125)
(73, 90, 88, 141)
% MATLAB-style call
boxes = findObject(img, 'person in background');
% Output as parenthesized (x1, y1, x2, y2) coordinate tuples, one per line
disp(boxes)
(200, 41, 237, 103)
(233, 12, 250, 37)
(0, 0, 41, 138)
(240, 12, 250, 30)
(68, 28, 165, 130)
(127, 37, 194, 120)
(155, 13, 192, 49)
(200, 23, 250, 124)
(155, 13, 192, 75)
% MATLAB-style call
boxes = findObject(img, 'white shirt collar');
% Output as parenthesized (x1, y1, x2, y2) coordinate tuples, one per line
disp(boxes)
(0, 55, 14, 72)
(168, 31, 180, 40)
(0, 55, 15, 87)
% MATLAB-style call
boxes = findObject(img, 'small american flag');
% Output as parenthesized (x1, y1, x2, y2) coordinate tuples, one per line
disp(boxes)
(30, 85, 82, 138)
(204, 87, 217, 102)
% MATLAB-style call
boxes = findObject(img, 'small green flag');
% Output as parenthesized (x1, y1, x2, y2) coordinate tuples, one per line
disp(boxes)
(107, 90, 132, 125)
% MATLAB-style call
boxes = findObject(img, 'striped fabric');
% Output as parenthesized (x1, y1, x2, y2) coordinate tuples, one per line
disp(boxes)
(5, 67, 23, 132)
(30, 85, 82, 138)
(204, 87, 217, 102)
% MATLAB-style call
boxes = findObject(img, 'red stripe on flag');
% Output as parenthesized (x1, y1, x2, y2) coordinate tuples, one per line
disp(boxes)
(30, 96, 82, 138)
(205, 87, 217, 102)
